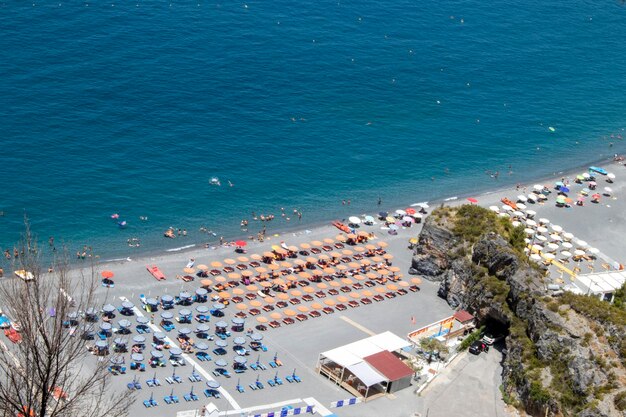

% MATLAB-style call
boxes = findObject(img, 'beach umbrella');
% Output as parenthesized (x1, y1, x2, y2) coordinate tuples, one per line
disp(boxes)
(556, 196, 566, 204)
(197, 264, 209, 271)
(543, 253, 555, 260)
(324, 299, 335, 306)
(467, 198, 478, 204)
(588, 247, 600, 255)
(562, 242, 573, 250)
(560, 250, 572, 258)
(576, 239, 588, 248)
(160, 312, 174, 320)
(118, 319, 131, 329)
(195, 342, 209, 351)
(531, 244, 543, 252)
(151, 350, 164, 358)
(224, 258, 236, 265)
(395, 209, 407, 216)
(133, 335, 146, 343)
(102, 304, 116, 313)
(235, 240, 247, 247)
(389, 224, 399, 231)
(604, 187, 613, 195)
(178, 327, 192, 335)
(560, 186, 570, 193)
(574, 249, 586, 257)
(238, 256, 250, 262)
(270, 312, 282, 319)
(215, 359, 227, 367)
(196, 288, 208, 296)
(196, 305, 209, 313)
(256, 316, 268, 323)
(533, 184, 544, 191)
(196, 324, 210, 333)
(232, 288, 245, 295)
(284, 309, 296, 317)
(525, 209, 536, 217)
(516, 195, 527, 202)
(527, 194, 537, 201)
(183, 267, 195, 274)
(236, 303, 248, 311)
(233, 337, 246, 345)
(536, 235, 547, 242)
(311, 240, 323, 247)
(250, 254, 262, 261)
(501, 205, 513, 212)
(215, 340, 228, 348)
(537, 194, 547, 200)
(525, 219, 537, 227)
(530, 254, 542, 262)
(348, 216, 361, 225)
(524, 228, 535, 235)
(402, 216, 415, 223)
(517, 203, 527, 210)
(607, 173, 616, 180)
(211, 261, 223, 268)
(489, 206, 500, 213)
(201, 278, 213, 287)
(547, 243, 559, 251)
(550, 234, 562, 242)
(101, 271, 114, 279)
(512, 211, 524, 218)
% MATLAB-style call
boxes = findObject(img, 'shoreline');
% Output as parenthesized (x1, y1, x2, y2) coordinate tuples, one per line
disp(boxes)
(91, 154, 624, 269)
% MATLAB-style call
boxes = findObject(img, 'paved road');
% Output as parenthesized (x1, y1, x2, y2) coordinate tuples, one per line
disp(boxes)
(418, 346, 508, 417)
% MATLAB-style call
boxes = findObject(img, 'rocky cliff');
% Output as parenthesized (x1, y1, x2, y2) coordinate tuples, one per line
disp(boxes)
(411, 206, 626, 417)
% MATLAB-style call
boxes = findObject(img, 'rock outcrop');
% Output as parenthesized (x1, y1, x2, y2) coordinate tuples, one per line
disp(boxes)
(412, 211, 626, 417)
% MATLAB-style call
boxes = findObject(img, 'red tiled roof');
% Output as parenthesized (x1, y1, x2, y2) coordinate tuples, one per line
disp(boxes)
(363, 350, 413, 381)
(453, 310, 474, 323)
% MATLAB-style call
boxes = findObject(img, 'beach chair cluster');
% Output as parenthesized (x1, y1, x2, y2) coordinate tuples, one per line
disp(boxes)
(245, 369, 302, 392)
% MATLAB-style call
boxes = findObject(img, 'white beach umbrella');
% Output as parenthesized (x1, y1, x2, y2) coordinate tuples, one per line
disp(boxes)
(550, 234, 563, 242)
(563, 232, 574, 241)
(524, 238, 531, 244)
(560, 250, 572, 258)
(574, 249, 586, 257)
(526, 219, 537, 227)
(538, 218, 550, 225)
(525, 209, 536, 218)
(550, 225, 563, 233)
(511, 220, 521, 228)
(413, 213, 423, 219)
(544, 253, 556, 260)
(517, 203, 527, 210)
(533, 184, 544, 191)
(547, 243, 559, 251)
(524, 228, 535, 235)
(536, 226, 548, 234)
(536, 235, 547, 242)
(513, 211, 524, 218)
(530, 253, 542, 262)
(576, 239, 588, 248)
(501, 205, 513, 212)
(532, 244, 544, 252)
(517, 195, 528, 202)
(348, 216, 361, 225)
(412, 202, 429, 209)
(588, 247, 600, 255)
(604, 187, 613, 195)
(489, 205, 500, 213)
(607, 173, 616, 180)
(527, 193, 538, 201)
(498, 212, 510, 218)
(562, 242, 573, 249)
(582, 173, 590, 179)
(395, 209, 406, 217)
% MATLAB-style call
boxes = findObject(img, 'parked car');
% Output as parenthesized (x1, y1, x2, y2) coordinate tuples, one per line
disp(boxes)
(482, 332, 504, 345)
(469, 340, 489, 355)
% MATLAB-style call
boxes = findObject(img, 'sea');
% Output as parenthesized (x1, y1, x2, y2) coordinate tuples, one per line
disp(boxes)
(1, 0, 625, 262)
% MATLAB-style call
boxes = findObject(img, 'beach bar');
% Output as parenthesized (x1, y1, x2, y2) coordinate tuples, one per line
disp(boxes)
(316, 332, 413, 401)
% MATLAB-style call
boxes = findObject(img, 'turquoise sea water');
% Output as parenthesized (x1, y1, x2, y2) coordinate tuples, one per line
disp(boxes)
(1, 0, 625, 260)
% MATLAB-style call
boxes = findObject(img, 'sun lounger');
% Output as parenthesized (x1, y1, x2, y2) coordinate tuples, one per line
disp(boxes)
(163, 395, 179, 404)
(267, 379, 276, 387)
(289, 298, 301, 305)
(302, 294, 314, 302)
(335, 304, 347, 311)
(282, 318, 295, 325)
(373, 295, 384, 302)
(397, 289, 407, 295)
(292, 374, 301, 383)
(311, 247, 322, 254)
(328, 289, 339, 296)
(184, 392, 199, 402)
(146, 378, 161, 387)
(189, 372, 202, 383)
(314, 291, 326, 298)
(322, 307, 334, 314)
(248, 383, 258, 390)
(385, 292, 396, 298)
(236, 384, 245, 393)
(256, 380, 265, 389)
(276, 301, 288, 308)
(285, 375, 295, 383)
(268, 321, 281, 328)
(249, 308, 261, 316)
(296, 314, 308, 322)
(308, 311, 321, 318)
(409, 285, 420, 292)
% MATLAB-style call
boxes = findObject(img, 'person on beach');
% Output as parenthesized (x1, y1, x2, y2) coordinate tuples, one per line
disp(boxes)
(378, 197, 382, 206)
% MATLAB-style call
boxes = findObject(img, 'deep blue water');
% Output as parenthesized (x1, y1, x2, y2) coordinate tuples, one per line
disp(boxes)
(1, 0, 625, 260)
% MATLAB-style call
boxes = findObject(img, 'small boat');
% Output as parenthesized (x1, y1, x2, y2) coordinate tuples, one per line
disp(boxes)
(500, 198, 518, 211)
(146, 265, 166, 281)
(332, 221, 351, 233)
(118, 221, 127, 228)
(209, 177, 221, 186)
(589, 166, 607, 176)
(14, 270, 34, 281)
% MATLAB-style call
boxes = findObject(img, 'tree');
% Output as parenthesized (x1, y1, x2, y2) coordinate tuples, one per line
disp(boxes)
(0, 223, 134, 417)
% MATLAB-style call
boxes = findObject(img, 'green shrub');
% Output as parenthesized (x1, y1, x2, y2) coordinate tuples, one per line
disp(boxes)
(529, 380, 551, 404)
(615, 391, 626, 411)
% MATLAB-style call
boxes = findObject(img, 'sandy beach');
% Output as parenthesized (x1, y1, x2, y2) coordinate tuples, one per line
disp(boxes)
(12, 157, 624, 417)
